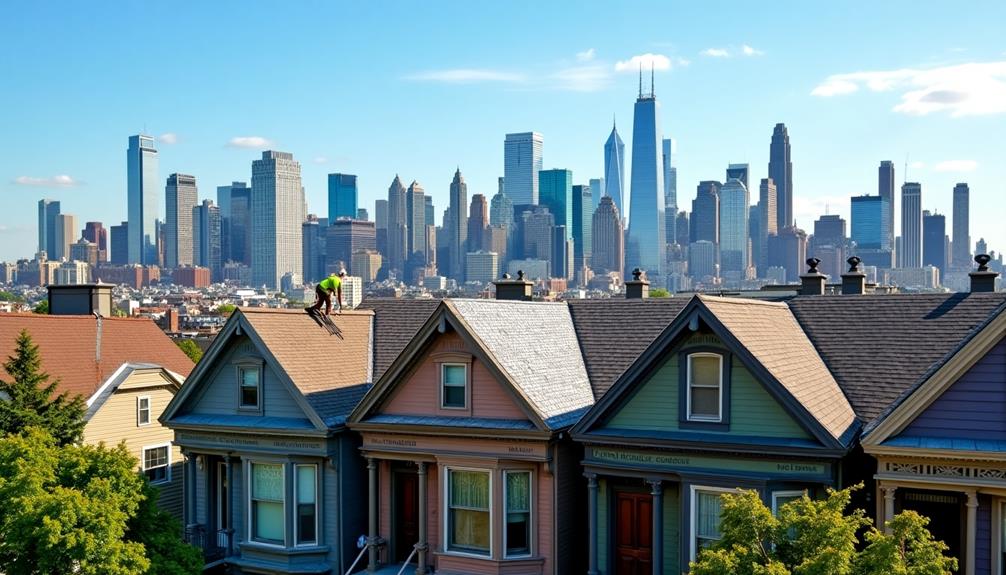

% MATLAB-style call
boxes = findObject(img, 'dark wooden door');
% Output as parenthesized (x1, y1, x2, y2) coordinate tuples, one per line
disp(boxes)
(615, 491, 653, 575)
(394, 473, 420, 562)
(899, 490, 963, 570)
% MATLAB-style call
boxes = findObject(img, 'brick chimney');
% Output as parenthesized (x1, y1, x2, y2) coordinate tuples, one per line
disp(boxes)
(47, 283, 114, 316)
(841, 256, 866, 295)
(494, 270, 533, 301)
(625, 268, 650, 299)
(800, 258, 827, 295)
(970, 254, 999, 293)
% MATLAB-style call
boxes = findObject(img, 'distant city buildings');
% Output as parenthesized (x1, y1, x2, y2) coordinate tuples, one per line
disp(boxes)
(503, 132, 543, 205)
(768, 124, 792, 229)
(900, 182, 923, 268)
(165, 173, 197, 269)
(328, 173, 358, 221)
(251, 151, 304, 288)
(604, 121, 625, 215)
(952, 183, 970, 270)
(127, 135, 159, 265)
(626, 73, 665, 277)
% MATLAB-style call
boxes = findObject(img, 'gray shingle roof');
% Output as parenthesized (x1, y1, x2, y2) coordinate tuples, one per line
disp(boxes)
(358, 298, 440, 381)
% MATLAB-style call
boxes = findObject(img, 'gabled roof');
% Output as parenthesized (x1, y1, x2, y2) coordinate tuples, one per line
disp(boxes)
(85, 363, 183, 420)
(357, 298, 440, 381)
(0, 314, 193, 399)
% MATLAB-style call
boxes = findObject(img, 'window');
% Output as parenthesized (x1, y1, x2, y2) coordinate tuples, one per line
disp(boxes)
(504, 471, 531, 557)
(239, 365, 260, 409)
(137, 396, 150, 426)
(448, 469, 490, 556)
(143, 445, 169, 484)
(691, 486, 733, 560)
(772, 490, 805, 516)
(251, 463, 285, 545)
(687, 353, 723, 422)
(441, 364, 467, 409)
(295, 465, 318, 545)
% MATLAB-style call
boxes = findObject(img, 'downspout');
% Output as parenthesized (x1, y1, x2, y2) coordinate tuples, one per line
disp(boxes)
(93, 312, 103, 384)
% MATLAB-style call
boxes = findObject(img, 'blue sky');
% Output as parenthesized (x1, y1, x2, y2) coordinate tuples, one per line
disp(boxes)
(2, 1, 1005, 262)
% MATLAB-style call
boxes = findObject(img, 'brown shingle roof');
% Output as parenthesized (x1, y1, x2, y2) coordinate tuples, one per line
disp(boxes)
(0, 314, 194, 400)
(357, 298, 440, 381)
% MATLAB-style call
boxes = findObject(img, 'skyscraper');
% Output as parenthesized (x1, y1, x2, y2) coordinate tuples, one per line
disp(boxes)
(589, 177, 604, 212)
(165, 173, 197, 268)
(110, 222, 128, 265)
(952, 183, 970, 270)
(503, 132, 543, 205)
(522, 207, 554, 276)
(386, 176, 408, 279)
(663, 139, 678, 245)
(327, 219, 376, 276)
(251, 151, 304, 288)
(922, 210, 947, 277)
(810, 214, 847, 279)
(126, 134, 159, 265)
(448, 169, 469, 281)
(37, 199, 60, 257)
(83, 222, 107, 262)
(850, 195, 891, 249)
(407, 181, 427, 266)
(725, 163, 749, 192)
(719, 178, 749, 273)
(424, 195, 435, 227)
(626, 73, 665, 276)
(768, 124, 792, 229)
(591, 196, 623, 277)
(539, 169, 573, 240)
(467, 194, 489, 253)
(767, 226, 807, 283)
(52, 213, 78, 261)
(375, 198, 388, 258)
(879, 161, 895, 251)
(755, 178, 777, 274)
(218, 182, 251, 265)
(328, 173, 358, 222)
(572, 184, 592, 271)
(900, 182, 923, 268)
(604, 120, 626, 215)
(690, 181, 721, 244)
(490, 186, 513, 230)
(192, 199, 221, 279)
(302, 216, 327, 283)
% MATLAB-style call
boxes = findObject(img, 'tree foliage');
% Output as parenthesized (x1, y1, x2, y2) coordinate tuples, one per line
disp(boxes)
(32, 300, 49, 314)
(215, 303, 236, 316)
(0, 329, 86, 445)
(0, 290, 24, 302)
(174, 339, 202, 364)
(127, 482, 204, 575)
(690, 485, 957, 575)
(649, 288, 671, 298)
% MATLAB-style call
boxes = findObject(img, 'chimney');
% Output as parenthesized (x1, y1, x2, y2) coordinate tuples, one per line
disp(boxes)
(841, 256, 866, 295)
(47, 283, 114, 316)
(970, 254, 999, 293)
(625, 268, 650, 299)
(494, 270, 533, 301)
(167, 308, 180, 333)
(800, 258, 826, 295)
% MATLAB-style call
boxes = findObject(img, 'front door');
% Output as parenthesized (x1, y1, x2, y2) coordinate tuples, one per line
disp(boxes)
(394, 472, 420, 562)
(615, 491, 653, 575)
(898, 489, 963, 570)
(215, 461, 229, 549)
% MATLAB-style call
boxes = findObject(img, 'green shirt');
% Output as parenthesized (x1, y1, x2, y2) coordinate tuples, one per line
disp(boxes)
(318, 276, 341, 291)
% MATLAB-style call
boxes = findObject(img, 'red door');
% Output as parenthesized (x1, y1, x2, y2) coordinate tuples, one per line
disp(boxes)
(615, 491, 653, 575)
(394, 473, 420, 562)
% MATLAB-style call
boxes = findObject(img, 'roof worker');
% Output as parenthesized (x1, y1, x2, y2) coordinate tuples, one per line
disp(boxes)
(307, 269, 345, 316)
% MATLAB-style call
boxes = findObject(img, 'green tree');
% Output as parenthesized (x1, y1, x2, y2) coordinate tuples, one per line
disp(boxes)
(174, 339, 202, 364)
(0, 329, 86, 445)
(215, 303, 236, 316)
(0, 290, 24, 302)
(127, 482, 203, 575)
(649, 288, 671, 298)
(690, 485, 957, 575)
(32, 300, 49, 314)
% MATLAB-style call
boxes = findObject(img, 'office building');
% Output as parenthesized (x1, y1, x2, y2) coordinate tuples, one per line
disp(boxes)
(38, 199, 60, 257)
(591, 195, 623, 277)
(503, 132, 543, 205)
(82, 222, 107, 262)
(952, 183, 970, 270)
(879, 161, 895, 250)
(467, 194, 489, 253)
(374, 198, 388, 257)
(53, 213, 78, 261)
(465, 251, 498, 285)
(725, 163, 749, 192)
(589, 177, 604, 212)
(327, 219, 376, 276)
(690, 181, 720, 244)
(626, 73, 666, 277)
(110, 222, 128, 265)
(490, 186, 513, 230)
(251, 151, 304, 288)
(351, 250, 382, 283)
(302, 216, 327, 283)
(922, 210, 947, 277)
(539, 169, 573, 240)
(165, 173, 197, 269)
(386, 176, 408, 279)
(768, 124, 792, 229)
(604, 121, 625, 215)
(126, 134, 159, 265)
(328, 173, 358, 221)
(70, 238, 98, 267)
(810, 214, 847, 279)
(192, 199, 221, 279)
(755, 178, 777, 273)
(663, 139, 678, 211)
(486, 225, 508, 276)
(850, 195, 891, 250)
(448, 169, 468, 281)
(218, 182, 251, 265)
(552, 225, 573, 280)
(901, 182, 923, 268)
(522, 207, 554, 276)
(675, 211, 690, 247)
(767, 225, 807, 283)
(358, 208, 369, 221)
(406, 181, 427, 280)
(719, 178, 749, 273)
(572, 184, 592, 270)
(688, 240, 717, 280)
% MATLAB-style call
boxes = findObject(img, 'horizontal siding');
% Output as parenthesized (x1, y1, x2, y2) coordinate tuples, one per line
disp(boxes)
(663, 483, 679, 574)
(978, 494, 992, 575)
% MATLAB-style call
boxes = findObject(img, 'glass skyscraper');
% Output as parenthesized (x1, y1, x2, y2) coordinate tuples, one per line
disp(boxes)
(851, 195, 890, 250)
(901, 182, 923, 268)
(719, 178, 749, 273)
(768, 124, 792, 229)
(626, 77, 665, 276)
(37, 199, 60, 257)
(538, 169, 573, 241)
(251, 151, 304, 288)
(328, 173, 358, 221)
(604, 121, 625, 216)
(503, 132, 543, 205)
(126, 134, 159, 265)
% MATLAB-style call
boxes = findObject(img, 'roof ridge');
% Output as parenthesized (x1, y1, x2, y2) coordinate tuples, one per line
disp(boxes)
(698, 294, 787, 307)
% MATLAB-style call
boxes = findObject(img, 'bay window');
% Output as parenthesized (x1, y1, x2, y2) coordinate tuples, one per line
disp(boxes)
(691, 486, 733, 560)
(251, 463, 285, 545)
(448, 469, 490, 555)
(504, 471, 531, 557)
(295, 464, 318, 545)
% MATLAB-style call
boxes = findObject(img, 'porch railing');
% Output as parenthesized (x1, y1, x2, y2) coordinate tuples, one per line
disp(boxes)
(184, 524, 226, 563)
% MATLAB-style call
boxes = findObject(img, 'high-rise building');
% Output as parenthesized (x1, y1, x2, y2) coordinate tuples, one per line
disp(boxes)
(767, 225, 807, 283)
(503, 132, 543, 205)
(70, 238, 98, 267)
(165, 173, 197, 269)
(192, 199, 221, 279)
(810, 214, 847, 279)
(83, 222, 108, 262)
(688, 240, 717, 280)
(690, 181, 721, 244)
(424, 195, 434, 227)
(626, 74, 666, 277)
(374, 198, 389, 258)
(465, 251, 498, 285)
(327, 219, 376, 276)
(572, 184, 592, 270)
(591, 195, 624, 277)
(328, 173, 358, 221)
(218, 182, 251, 265)
(589, 178, 604, 212)
(37, 199, 61, 257)
(467, 194, 489, 253)
(850, 195, 891, 250)
(922, 210, 947, 277)
(302, 216, 327, 283)
(406, 180, 427, 267)
(486, 225, 508, 276)
(952, 183, 970, 270)
(490, 186, 513, 230)
(110, 222, 128, 265)
(725, 163, 750, 193)
(604, 120, 626, 215)
(251, 151, 304, 288)
(755, 178, 777, 273)
(539, 169, 573, 240)
(675, 211, 690, 247)
(900, 182, 923, 268)
(768, 124, 793, 229)
(719, 178, 749, 273)
(552, 225, 573, 280)
(448, 169, 469, 281)
(53, 213, 78, 261)
(127, 135, 159, 265)
(879, 161, 895, 251)
(663, 139, 678, 210)
(351, 250, 382, 283)
(522, 207, 554, 276)
(386, 176, 408, 279)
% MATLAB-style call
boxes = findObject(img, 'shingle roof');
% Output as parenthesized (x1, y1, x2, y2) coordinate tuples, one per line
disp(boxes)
(238, 308, 374, 424)
(0, 314, 194, 400)
(787, 292, 1006, 423)
(699, 295, 857, 443)
(448, 299, 595, 428)
(357, 298, 440, 382)
(567, 298, 690, 399)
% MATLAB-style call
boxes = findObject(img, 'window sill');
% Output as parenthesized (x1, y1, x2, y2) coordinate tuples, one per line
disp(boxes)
(679, 419, 729, 432)
(239, 541, 330, 556)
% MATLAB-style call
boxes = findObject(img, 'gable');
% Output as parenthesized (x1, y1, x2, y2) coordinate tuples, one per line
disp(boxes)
(601, 333, 812, 441)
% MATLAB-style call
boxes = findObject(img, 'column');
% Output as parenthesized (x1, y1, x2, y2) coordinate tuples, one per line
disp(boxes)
(415, 462, 428, 575)
(225, 454, 234, 556)
(586, 473, 599, 575)
(965, 490, 978, 575)
(183, 451, 194, 528)
(882, 485, 897, 534)
(649, 479, 663, 575)
(367, 458, 379, 574)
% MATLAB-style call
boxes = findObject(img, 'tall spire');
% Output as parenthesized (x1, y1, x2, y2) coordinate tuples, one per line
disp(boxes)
(613, 113, 616, 129)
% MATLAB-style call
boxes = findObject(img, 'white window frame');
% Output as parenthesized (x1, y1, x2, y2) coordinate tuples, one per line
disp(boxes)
(293, 464, 320, 547)
(247, 460, 287, 548)
(503, 469, 534, 559)
(443, 466, 493, 559)
(136, 395, 151, 426)
(440, 363, 468, 410)
(141, 443, 171, 485)
(237, 363, 262, 412)
(689, 485, 735, 561)
(771, 490, 806, 516)
(686, 353, 724, 422)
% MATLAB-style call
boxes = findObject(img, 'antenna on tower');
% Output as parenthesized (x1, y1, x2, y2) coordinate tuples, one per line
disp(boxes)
(904, 153, 909, 183)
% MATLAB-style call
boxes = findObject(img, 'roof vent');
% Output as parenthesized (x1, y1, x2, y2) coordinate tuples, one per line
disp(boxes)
(969, 254, 999, 293)
(841, 256, 866, 295)
(800, 257, 826, 295)
(625, 268, 650, 299)
(494, 270, 533, 301)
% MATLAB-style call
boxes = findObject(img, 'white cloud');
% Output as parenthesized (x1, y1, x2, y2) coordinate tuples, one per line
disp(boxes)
(576, 48, 596, 62)
(157, 133, 178, 144)
(552, 64, 612, 92)
(313, 156, 329, 165)
(405, 69, 525, 84)
(13, 175, 80, 187)
(741, 44, 763, 56)
(227, 136, 275, 149)
(910, 161, 926, 169)
(614, 53, 673, 72)
(794, 195, 850, 229)
(811, 61, 1006, 116)
(935, 159, 978, 172)
(701, 48, 730, 58)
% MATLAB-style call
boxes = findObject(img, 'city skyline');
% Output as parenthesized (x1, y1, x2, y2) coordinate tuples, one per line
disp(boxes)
(2, 2, 1005, 263)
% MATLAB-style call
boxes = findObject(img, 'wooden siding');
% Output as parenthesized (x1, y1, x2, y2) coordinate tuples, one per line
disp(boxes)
(898, 338, 1006, 440)
(978, 494, 991, 575)
(597, 478, 608, 573)
(663, 483, 680, 574)
(381, 331, 528, 420)
(82, 372, 182, 519)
